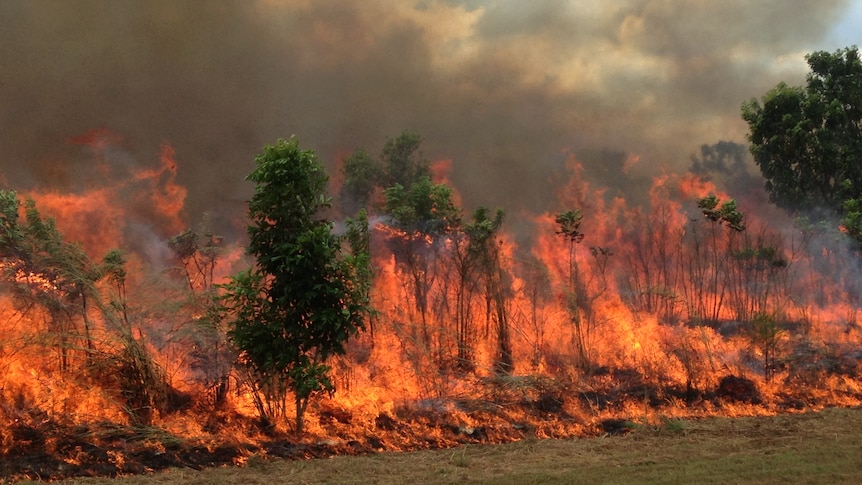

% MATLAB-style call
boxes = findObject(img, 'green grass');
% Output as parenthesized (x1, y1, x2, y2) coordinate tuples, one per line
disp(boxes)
(46, 407, 862, 485)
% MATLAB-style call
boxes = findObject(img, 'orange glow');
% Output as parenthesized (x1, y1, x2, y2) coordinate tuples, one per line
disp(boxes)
(3, 134, 862, 479)
(132, 143, 187, 236)
(29, 188, 124, 258)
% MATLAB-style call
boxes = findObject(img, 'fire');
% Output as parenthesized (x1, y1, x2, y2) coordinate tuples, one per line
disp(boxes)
(2, 133, 862, 480)
(27, 188, 123, 258)
(25, 142, 187, 260)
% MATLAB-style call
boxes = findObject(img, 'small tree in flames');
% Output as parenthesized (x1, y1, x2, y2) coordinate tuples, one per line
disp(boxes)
(555, 209, 589, 370)
(220, 137, 368, 434)
(747, 313, 785, 383)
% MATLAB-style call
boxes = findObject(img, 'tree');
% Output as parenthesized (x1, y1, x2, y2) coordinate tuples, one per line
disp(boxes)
(683, 195, 745, 326)
(555, 209, 590, 369)
(339, 150, 379, 215)
(466, 207, 512, 375)
(383, 176, 460, 367)
(747, 313, 784, 383)
(221, 137, 368, 433)
(343, 209, 374, 338)
(447, 206, 508, 373)
(167, 223, 222, 295)
(380, 130, 431, 189)
(520, 254, 552, 371)
(338, 130, 431, 215)
(0, 191, 100, 370)
(0, 190, 167, 424)
(742, 46, 862, 229)
(167, 222, 231, 408)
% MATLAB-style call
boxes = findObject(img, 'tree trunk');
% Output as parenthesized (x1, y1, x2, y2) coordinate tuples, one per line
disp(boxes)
(295, 394, 309, 435)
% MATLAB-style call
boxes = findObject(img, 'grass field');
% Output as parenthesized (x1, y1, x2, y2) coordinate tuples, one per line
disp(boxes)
(39, 406, 862, 484)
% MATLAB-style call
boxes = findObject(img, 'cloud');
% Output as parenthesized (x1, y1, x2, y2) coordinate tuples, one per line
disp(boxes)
(0, 0, 853, 225)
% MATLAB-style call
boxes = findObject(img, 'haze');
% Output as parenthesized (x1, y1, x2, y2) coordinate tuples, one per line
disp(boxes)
(1, 0, 859, 228)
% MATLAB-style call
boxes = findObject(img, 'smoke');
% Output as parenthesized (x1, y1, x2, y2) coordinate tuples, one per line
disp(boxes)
(0, 0, 853, 233)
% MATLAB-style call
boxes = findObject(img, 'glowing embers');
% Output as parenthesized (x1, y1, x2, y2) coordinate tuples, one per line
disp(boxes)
(0, 261, 61, 294)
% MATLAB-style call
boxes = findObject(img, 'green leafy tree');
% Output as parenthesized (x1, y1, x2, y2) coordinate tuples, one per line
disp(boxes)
(697, 195, 745, 232)
(343, 209, 374, 338)
(742, 46, 862, 228)
(221, 137, 367, 433)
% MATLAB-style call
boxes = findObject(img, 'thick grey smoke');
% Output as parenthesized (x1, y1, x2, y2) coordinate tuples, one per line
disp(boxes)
(0, 0, 852, 231)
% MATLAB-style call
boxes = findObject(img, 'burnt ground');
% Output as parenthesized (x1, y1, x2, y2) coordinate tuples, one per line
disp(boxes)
(4, 406, 529, 482)
(1, 371, 858, 482)
(1, 410, 531, 481)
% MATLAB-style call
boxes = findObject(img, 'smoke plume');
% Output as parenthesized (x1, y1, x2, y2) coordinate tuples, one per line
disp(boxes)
(0, 0, 852, 231)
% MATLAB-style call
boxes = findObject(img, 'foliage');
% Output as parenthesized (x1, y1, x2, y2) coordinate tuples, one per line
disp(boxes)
(0, 190, 169, 423)
(167, 223, 222, 294)
(554, 208, 593, 370)
(690, 141, 750, 176)
(221, 137, 368, 433)
(697, 195, 745, 232)
(382, 176, 460, 370)
(343, 208, 374, 318)
(555, 209, 585, 244)
(742, 46, 862, 231)
(380, 129, 431, 189)
(383, 176, 460, 236)
(464, 207, 511, 375)
(747, 313, 785, 383)
(339, 150, 379, 215)
(339, 130, 431, 214)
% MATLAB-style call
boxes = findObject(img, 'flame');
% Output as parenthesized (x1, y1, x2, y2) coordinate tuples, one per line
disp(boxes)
(3, 133, 862, 479)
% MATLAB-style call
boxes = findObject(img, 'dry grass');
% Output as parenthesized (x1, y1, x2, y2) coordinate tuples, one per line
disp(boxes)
(43, 406, 862, 485)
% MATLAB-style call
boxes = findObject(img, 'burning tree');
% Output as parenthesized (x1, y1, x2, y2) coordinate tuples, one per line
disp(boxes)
(383, 176, 460, 370)
(0, 190, 169, 424)
(464, 207, 512, 375)
(220, 137, 369, 434)
(684, 195, 745, 327)
(621, 180, 685, 325)
(167, 224, 222, 296)
(746, 313, 785, 383)
(0, 191, 97, 371)
(167, 222, 233, 408)
(555, 209, 591, 370)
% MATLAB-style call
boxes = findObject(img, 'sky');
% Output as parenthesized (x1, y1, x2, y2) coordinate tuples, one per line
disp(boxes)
(0, 0, 860, 232)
